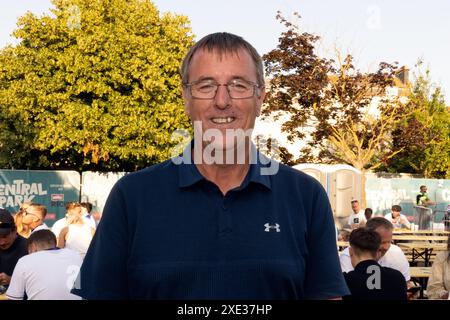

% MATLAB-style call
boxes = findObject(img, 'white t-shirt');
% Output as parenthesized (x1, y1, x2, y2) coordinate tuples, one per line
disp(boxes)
(65, 224, 93, 259)
(339, 244, 410, 281)
(6, 248, 82, 300)
(30, 223, 50, 234)
(347, 210, 367, 226)
(83, 214, 97, 230)
(51, 218, 68, 239)
(384, 213, 411, 229)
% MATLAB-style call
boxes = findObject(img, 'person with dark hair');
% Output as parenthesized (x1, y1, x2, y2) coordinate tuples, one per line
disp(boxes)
(416, 185, 435, 206)
(384, 205, 411, 229)
(71, 32, 349, 300)
(80, 202, 97, 229)
(340, 217, 410, 282)
(0, 209, 28, 290)
(21, 203, 49, 234)
(343, 228, 407, 300)
(426, 234, 450, 299)
(364, 208, 373, 221)
(5, 230, 82, 300)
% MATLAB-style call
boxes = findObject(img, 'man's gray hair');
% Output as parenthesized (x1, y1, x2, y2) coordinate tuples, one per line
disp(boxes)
(180, 32, 265, 87)
(366, 217, 394, 231)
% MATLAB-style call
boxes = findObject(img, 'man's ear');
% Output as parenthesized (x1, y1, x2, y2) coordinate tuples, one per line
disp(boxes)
(255, 87, 266, 117)
(28, 243, 36, 254)
(376, 249, 382, 260)
(348, 246, 354, 257)
(182, 86, 192, 119)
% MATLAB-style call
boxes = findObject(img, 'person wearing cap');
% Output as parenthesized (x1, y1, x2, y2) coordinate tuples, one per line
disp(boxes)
(0, 208, 28, 287)
(347, 200, 367, 229)
(21, 203, 50, 235)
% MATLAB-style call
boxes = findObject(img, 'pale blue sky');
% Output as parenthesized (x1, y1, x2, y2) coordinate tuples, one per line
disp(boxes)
(1, 0, 449, 104)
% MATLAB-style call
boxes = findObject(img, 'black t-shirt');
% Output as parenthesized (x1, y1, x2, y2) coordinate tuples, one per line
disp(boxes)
(343, 260, 407, 300)
(0, 235, 28, 276)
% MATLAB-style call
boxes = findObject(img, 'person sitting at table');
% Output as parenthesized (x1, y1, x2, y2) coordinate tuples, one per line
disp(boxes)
(347, 200, 367, 229)
(364, 208, 373, 221)
(340, 218, 410, 282)
(384, 205, 411, 229)
(343, 228, 407, 300)
(426, 234, 450, 299)
(5, 230, 82, 300)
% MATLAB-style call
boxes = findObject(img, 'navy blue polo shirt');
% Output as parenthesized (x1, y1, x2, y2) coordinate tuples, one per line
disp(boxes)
(72, 152, 349, 299)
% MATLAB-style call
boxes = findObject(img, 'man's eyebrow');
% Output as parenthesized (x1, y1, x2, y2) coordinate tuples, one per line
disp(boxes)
(192, 76, 250, 82)
(193, 76, 216, 82)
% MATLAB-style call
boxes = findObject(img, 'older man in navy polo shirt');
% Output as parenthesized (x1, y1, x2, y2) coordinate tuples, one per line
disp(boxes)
(72, 32, 349, 300)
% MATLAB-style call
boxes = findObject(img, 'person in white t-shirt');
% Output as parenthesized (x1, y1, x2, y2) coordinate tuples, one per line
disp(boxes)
(384, 205, 411, 229)
(80, 202, 97, 230)
(6, 229, 82, 300)
(347, 200, 367, 229)
(340, 217, 410, 282)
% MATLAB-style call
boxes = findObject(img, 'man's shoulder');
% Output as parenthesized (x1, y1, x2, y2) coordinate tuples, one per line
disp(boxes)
(116, 159, 176, 186)
(273, 162, 324, 189)
(388, 244, 404, 254)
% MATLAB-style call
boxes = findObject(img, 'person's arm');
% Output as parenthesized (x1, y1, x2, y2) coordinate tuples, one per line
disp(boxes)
(427, 252, 449, 299)
(58, 227, 68, 248)
(0, 273, 11, 286)
(400, 216, 411, 229)
(5, 260, 25, 300)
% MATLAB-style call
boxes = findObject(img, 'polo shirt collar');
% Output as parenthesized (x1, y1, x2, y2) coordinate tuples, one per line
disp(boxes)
(177, 141, 271, 190)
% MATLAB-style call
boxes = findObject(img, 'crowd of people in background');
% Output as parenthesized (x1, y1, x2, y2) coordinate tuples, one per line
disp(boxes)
(1, 184, 449, 300)
(337, 186, 450, 300)
(0, 201, 98, 300)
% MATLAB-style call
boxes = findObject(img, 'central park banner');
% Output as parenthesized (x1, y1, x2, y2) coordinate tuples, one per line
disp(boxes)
(0, 170, 80, 226)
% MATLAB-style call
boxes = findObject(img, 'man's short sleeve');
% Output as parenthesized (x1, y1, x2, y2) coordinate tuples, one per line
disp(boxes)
(303, 183, 350, 299)
(6, 259, 26, 300)
(71, 181, 130, 299)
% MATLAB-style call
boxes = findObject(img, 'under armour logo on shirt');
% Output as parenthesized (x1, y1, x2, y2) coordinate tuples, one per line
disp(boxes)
(264, 223, 280, 232)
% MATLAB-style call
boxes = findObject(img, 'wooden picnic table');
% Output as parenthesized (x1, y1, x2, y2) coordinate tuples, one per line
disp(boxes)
(410, 267, 432, 299)
(394, 229, 450, 235)
(392, 235, 449, 242)
(398, 242, 447, 267)
(410, 267, 432, 278)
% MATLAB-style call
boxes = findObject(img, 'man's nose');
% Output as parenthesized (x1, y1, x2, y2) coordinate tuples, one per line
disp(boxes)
(214, 85, 231, 109)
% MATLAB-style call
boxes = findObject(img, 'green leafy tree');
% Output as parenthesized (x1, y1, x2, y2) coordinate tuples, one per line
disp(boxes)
(0, 0, 193, 171)
(380, 64, 450, 178)
(262, 13, 408, 207)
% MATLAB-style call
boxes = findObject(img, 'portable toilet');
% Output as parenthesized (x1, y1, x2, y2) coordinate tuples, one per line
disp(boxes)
(328, 165, 362, 228)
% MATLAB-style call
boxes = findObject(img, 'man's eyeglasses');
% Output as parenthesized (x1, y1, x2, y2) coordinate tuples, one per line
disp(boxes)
(184, 79, 261, 100)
